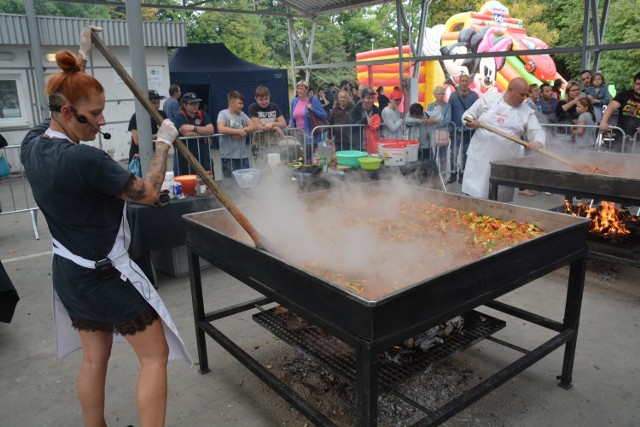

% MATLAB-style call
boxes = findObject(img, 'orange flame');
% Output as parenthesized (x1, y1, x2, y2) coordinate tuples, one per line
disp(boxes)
(564, 200, 631, 236)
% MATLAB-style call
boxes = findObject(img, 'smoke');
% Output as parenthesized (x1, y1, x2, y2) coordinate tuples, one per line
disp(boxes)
(239, 172, 459, 298)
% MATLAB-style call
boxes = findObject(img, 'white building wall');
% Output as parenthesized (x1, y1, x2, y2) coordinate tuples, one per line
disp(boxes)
(0, 45, 171, 163)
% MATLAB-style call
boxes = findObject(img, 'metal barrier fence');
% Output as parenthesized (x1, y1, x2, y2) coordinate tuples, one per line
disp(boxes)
(173, 128, 308, 177)
(311, 121, 459, 178)
(632, 131, 639, 154)
(249, 127, 306, 167)
(0, 145, 40, 239)
(139, 121, 640, 186)
(433, 121, 458, 179)
(540, 123, 627, 152)
(172, 135, 217, 176)
(311, 123, 365, 153)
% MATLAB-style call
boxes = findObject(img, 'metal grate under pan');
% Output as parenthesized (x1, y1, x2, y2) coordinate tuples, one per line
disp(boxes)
(253, 309, 505, 393)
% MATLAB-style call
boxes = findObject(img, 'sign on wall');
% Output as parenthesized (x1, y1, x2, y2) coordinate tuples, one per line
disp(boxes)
(113, 66, 164, 92)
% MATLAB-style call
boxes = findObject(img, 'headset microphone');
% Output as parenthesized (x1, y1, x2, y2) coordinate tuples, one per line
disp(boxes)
(76, 114, 111, 139)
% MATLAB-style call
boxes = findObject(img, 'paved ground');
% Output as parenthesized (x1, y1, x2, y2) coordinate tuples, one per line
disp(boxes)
(1, 175, 639, 426)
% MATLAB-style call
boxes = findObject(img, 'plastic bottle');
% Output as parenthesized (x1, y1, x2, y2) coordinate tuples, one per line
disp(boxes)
(162, 171, 175, 197)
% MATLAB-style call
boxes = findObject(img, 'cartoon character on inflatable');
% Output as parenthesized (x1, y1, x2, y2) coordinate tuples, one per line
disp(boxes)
(355, 1, 566, 106)
(473, 27, 513, 94)
(438, 1, 563, 97)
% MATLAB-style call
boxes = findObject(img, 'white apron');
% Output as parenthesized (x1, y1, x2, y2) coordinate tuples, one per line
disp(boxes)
(51, 204, 192, 364)
(461, 99, 525, 202)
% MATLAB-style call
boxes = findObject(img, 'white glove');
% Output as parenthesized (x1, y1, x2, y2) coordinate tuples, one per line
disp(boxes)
(156, 119, 178, 146)
(79, 26, 103, 60)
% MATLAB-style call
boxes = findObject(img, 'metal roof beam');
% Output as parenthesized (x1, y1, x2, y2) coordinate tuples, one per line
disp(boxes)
(290, 42, 640, 71)
(47, 0, 293, 18)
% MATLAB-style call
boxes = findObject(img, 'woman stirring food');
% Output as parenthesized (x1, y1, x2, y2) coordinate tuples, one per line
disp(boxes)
(20, 27, 191, 427)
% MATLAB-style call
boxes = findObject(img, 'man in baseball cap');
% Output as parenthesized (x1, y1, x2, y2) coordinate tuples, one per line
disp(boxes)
(148, 89, 165, 100)
(174, 92, 214, 174)
(127, 89, 168, 163)
(390, 89, 403, 101)
(180, 92, 202, 104)
(361, 87, 375, 98)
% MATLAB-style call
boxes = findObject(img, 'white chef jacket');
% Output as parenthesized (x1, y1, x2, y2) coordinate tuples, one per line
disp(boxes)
(460, 93, 545, 201)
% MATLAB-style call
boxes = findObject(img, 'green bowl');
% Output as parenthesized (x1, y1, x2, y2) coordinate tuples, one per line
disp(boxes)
(336, 150, 368, 167)
(358, 157, 382, 171)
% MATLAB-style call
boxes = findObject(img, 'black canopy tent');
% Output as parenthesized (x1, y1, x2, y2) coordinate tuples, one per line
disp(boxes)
(168, 43, 290, 127)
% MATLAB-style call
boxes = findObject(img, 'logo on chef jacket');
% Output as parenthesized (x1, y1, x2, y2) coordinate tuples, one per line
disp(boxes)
(497, 116, 506, 124)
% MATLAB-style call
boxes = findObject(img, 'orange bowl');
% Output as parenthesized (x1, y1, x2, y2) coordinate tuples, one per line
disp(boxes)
(174, 175, 197, 195)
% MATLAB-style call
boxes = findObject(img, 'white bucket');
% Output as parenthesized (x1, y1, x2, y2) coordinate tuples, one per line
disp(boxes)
(379, 141, 405, 162)
(405, 140, 419, 162)
(384, 146, 407, 166)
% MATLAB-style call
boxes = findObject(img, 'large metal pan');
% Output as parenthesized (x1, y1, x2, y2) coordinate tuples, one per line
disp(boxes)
(490, 151, 640, 205)
(184, 182, 589, 343)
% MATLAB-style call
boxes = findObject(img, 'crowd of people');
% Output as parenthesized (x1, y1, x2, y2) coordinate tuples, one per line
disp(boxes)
(136, 69, 638, 187)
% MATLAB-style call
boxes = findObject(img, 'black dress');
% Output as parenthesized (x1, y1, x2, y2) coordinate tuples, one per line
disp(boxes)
(21, 124, 154, 328)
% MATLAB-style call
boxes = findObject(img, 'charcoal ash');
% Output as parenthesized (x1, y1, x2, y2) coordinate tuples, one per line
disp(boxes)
(265, 347, 481, 426)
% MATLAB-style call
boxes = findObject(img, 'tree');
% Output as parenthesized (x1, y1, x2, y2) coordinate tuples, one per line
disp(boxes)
(541, 0, 640, 91)
(428, 0, 481, 27)
(0, 0, 111, 18)
(508, 0, 559, 46)
(598, 0, 640, 90)
(189, 12, 271, 66)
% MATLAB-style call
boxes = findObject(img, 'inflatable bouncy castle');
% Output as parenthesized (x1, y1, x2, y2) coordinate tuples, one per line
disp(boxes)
(356, 1, 566, 106)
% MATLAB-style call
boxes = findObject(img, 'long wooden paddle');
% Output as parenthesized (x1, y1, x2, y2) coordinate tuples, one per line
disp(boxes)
(90, 32, 268, 250)
(464, 117, 597, 173)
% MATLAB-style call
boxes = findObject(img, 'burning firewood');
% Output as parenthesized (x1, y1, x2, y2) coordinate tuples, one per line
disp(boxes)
(564, 200, 639, 242)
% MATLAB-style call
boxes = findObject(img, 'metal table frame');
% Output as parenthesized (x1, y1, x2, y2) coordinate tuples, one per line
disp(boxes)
(187, 238, 587, 425)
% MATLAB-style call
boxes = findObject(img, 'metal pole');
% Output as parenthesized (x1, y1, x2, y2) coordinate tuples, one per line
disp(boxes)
(593, 0, 611, 72)
(24, 0, 48, 122)
(396, 0, 405, 91)
(413, 0, 430, 80)
(126, 0, 153, 175)
(581, 0, 591, 71)
(306, 19, 317, 84)
(287, 16, 298, 90)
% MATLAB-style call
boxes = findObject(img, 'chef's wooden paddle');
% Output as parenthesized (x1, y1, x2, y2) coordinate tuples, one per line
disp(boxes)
(464, 117, 599, 174)
(90, 31, 269, 251)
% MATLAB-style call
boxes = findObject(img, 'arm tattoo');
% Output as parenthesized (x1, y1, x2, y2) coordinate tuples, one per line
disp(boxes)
(121, 145, 169, 201)
(122, 174, 145, 201)
(123, 174, 144, 202)
(146, 145, 169, 192)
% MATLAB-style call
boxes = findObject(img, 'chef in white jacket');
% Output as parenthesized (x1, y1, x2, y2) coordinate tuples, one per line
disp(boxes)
(461, 78, 545, 202)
